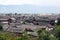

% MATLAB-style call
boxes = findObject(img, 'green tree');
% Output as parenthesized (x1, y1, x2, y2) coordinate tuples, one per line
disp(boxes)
(49, 35, 58, 40)
(17, 31, 29, 40)
(37, 29, 50, 40)
(37, 29, 58, 40)
(54, 25, 60, 40)
(56, 19, 60, 25)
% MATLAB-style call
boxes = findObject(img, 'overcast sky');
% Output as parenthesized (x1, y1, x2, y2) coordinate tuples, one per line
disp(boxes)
(0, 0, 60, 13)
(0, 0, 60, 6)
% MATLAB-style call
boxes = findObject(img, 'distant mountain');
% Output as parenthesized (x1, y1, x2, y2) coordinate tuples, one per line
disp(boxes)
(0, 5, 60, 14)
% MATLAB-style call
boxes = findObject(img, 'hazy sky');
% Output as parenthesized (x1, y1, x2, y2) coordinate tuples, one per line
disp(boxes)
(0, 0, 60, 6)
(0, 0, 60, 13)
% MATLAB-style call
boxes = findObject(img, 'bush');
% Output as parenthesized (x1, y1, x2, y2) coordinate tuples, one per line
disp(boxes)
(0, 25, 3, 30)
(0, 37, 6, 40)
